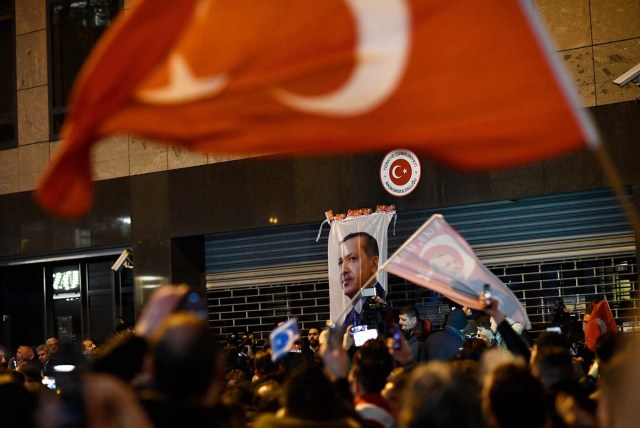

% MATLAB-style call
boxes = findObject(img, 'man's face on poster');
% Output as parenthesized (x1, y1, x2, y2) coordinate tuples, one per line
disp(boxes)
(429, 253, 464, 282)
(338, 235, 379, 299)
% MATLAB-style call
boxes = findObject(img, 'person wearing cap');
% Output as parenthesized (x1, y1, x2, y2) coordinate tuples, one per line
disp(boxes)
(423, 308, 468, 361)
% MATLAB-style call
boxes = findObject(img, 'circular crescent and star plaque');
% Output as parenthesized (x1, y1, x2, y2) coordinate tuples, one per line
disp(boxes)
(379, 149, 421, 197)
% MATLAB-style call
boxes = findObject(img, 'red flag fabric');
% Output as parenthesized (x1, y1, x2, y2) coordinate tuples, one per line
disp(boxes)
(36, 0, 598, 217)
(585, 298, 618, 351)
(381, 214, 531, 329)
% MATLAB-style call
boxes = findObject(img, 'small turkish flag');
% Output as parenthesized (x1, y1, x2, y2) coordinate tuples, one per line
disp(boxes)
(585, 298, 618, 351)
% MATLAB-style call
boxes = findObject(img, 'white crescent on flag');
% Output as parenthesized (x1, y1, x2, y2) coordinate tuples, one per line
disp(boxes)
(270, 317, 300, 361)
(382, 214, 531, 329)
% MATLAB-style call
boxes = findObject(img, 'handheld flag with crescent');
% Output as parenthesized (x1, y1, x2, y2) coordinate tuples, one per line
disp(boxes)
(270, 318, 300, 362)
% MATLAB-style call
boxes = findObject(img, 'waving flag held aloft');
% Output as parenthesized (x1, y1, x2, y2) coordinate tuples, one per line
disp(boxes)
(36, 0, 598, 218)
(270, 318, 300, 362)
(382, 214, 531, 329)
(585, 298, 618, 351)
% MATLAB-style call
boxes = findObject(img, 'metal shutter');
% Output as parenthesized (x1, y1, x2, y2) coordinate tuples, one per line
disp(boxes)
(206, 188, 635, 288)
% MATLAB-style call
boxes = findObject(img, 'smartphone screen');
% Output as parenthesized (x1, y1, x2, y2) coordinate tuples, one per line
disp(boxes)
(483, 284, 492, 307)
(392, 326, 402, 350)
(42, 376, 56, 390)
(351, 325, 378, 347)
(176, 290, 208, 320)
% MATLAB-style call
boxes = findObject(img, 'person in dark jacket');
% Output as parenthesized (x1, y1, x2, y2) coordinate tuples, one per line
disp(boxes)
(398, 306, 427, 362)
(424, 308, 467, 361)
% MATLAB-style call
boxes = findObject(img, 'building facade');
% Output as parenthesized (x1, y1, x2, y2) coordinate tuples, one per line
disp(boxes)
(0, 0, 639, 347)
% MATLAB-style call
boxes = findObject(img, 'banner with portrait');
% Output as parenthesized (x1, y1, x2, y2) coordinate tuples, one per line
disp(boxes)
(327, 211, 395, 325)
(382, 214, 531, 329)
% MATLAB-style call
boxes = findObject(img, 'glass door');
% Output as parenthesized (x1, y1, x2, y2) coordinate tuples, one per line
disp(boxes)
(51, 264, 82, 343)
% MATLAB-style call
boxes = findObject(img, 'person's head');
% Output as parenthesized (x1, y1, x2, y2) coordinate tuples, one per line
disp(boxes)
(112, 317, 134, 337)
(398, 361, 483, 428)
(446, 308, 468, 331)
(16, 346, 34, 364)
(46, 337, 59, 355)
(254, 349, 278, 378)
(285, 364, 354, 420)
(458, 338, 488, 361)
(253, 380, 284, 414)
(476, 316, 495, 346)
(82, 339, 98, 357)
(482, 362, 548, 428)
(382, 368, 411, 416)
(307, 327, 320, 348)
(399, 306, 419, 332)
(582, 314, 590, 335)
(349, 338, 393, 396)
(151, 312, 221, 404)
(530, 346, 574, 390)
(529, 331, 569, 365)
(241, 332, 254, 346)
(338, 232, 379, 298)
(598, 337, 640, 428)
(594, 332, 627, 378)
(36, 345, 49, 364)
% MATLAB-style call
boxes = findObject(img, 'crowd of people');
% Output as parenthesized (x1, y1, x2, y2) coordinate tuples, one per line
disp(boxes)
(0, 284, 638, 428)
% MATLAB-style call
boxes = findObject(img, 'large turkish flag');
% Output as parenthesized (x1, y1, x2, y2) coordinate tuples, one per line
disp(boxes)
(36, 0, 598, 217)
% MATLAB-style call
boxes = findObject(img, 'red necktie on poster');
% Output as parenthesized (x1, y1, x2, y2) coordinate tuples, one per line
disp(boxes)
(36, 0, 598, 218)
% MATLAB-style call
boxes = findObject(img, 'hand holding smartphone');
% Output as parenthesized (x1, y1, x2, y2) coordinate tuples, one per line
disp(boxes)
(350, 325, 378, 347)
(482, 284, 492, 308)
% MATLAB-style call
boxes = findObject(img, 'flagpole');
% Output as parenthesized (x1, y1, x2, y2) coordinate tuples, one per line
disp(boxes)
(593, 143, 640, 243)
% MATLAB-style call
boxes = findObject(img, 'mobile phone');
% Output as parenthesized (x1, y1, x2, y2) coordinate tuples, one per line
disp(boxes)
(350, 325, 378, 347)
(392, 325, 402, 350)
(361, 287, 377, 298)
(483, 284, 492, 307)
(176, 290, 208, 320)
(42, 376, 57, 390)
(546, 326, 562, 334)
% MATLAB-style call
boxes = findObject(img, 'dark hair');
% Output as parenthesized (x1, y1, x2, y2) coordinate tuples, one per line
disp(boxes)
(535, 331, 570, 351)
(352, 339, 393, 394)
(254, 349, 278, 377)
(153, 313, 220, 402)
(399, 305, 419, 319)
(487, 363, 548, 428)
(285, 365, 354, 420)
(476, 315, 491, 329)
(458, 338, 487, 361)
(307, 325, 320, 334)
(399, 362, 483, 428)
(112, 317, 134, 335)
(341, 232, 379, 258)
(595, 332, 627, 364)
(532, 346, 574, 388)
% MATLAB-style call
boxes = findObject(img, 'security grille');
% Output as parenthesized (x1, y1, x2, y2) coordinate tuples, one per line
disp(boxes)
(205, 189, 638, 341)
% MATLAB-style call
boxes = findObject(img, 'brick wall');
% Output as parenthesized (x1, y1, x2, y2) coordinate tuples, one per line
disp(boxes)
(207, 280, 330, 344)
(207, 253, 639, 342)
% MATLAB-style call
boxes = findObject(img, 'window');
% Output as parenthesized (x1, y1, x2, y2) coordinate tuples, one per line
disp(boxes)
(0, 0, 16, 149)
(47, 0, 122, 138)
